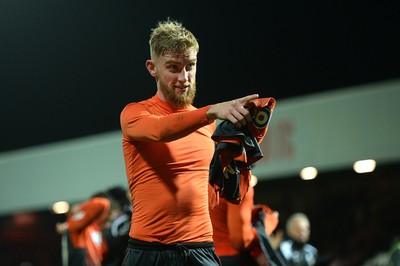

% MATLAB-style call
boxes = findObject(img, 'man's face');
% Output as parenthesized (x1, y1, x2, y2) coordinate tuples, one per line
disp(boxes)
(290, 219, 310, 243)
(153, 48, 197, 107)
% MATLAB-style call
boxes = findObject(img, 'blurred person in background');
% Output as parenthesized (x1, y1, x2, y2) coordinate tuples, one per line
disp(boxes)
(102, 186, 132, 266)
(210, 175, 283, 266)
(56, 191, 118, 266)
(277, 212, 318, 266)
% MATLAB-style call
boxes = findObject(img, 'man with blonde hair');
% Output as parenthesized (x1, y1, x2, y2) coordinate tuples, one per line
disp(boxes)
(120, 18, 261, 265)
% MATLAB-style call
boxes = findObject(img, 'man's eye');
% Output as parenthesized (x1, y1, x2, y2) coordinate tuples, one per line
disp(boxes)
(186, 64, 195, 71)
(168, 65, 180, 72)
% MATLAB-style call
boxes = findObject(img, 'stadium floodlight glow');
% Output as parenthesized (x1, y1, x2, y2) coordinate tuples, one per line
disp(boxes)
(300, 166, 318, 180)
(353, 159, 376, 173)
(250, 175, 258, 187)
(51, 201, 70, 214)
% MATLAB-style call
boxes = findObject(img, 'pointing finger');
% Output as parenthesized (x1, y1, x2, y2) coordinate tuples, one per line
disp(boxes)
(239, 94, 259, 105)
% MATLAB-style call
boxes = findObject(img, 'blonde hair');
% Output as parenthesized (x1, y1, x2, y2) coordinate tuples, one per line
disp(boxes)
(149, 19, 199, 59)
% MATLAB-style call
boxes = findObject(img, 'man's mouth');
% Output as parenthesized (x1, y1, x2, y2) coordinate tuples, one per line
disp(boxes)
(175, 86, 189, 93)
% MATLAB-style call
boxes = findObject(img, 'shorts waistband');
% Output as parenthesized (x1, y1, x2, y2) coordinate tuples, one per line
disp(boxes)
(128, 238, 214, 251)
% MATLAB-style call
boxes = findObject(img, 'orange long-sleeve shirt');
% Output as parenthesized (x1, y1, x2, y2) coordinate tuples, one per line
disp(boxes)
(67, 197, 110, 266)
(210, 186, 258, 256)
(120, 94, 216, 244)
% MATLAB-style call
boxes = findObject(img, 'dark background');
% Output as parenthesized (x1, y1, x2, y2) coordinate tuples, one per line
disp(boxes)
(1, 1, 400, 265)
(254, 162, 400, 265)
(1, 0, 399, 152)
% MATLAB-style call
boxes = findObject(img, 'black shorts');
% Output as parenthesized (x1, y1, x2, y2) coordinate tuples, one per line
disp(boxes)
(122, 238, 221, 266)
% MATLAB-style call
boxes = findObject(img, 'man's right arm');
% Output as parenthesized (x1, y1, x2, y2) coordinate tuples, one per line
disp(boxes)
(120, 104, 213, 142)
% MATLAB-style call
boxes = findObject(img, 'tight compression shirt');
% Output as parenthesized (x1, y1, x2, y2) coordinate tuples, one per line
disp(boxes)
(120, 94, 216, 244)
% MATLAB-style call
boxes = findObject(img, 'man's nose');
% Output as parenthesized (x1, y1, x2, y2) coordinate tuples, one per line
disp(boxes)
(178, 69, 189, 82)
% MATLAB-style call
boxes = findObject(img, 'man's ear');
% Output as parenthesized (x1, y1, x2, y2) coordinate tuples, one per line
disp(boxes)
(146, 60, 157, 77)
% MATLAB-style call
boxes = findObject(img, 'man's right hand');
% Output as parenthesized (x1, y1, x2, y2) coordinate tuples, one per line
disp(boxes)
(206, 94, 259, 128)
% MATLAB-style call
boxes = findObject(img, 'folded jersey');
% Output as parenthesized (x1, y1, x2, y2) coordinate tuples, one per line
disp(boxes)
(209, 97, 276, 207)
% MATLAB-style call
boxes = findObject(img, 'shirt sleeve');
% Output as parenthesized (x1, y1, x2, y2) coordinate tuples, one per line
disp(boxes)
(120, 104, 214, 142)
(67, 200, 107, 232)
